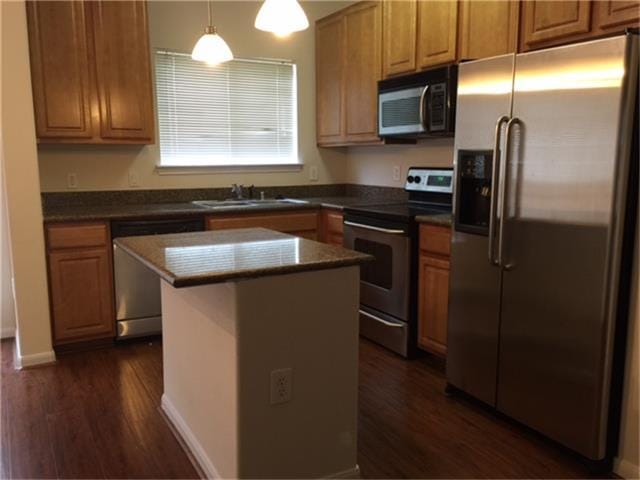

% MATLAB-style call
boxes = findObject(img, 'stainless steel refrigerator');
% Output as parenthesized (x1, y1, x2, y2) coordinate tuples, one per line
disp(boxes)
(447, 33, 638, 464)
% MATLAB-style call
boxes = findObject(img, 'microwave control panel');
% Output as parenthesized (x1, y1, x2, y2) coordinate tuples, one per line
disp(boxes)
(405, 168, 453, 194)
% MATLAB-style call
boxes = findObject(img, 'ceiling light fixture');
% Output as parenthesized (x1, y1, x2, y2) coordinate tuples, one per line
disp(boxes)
(191, 0, 233, 65)
(255, 0, 309, 38)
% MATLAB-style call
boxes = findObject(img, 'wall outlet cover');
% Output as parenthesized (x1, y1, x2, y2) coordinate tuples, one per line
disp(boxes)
(270, 367, 293, 405)
(67, 173, 78, 189)
(128, 171, 140, 188)
(392, 166, 401, 182)
(309, 166, 319, 182)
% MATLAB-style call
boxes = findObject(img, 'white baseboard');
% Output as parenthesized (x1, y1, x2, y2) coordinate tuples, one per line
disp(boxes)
(15, 349, 56, 369)
(326, 465, 361, 479)
(0, 326, 15, 339)
(161, 394, 221, 479)
(614, 457, 640, 479)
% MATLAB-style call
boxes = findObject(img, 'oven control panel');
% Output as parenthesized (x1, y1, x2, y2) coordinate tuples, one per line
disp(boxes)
(405, 168, 453, 193)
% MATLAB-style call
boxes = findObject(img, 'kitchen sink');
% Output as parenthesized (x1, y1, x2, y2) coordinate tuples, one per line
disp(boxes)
(192, 198, 309, 209)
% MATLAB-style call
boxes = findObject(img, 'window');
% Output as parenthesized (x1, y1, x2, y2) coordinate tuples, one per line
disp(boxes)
(155, 51, 297, 167)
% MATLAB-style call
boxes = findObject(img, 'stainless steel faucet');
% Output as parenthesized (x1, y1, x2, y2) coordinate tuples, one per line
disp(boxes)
(230, 184, 244, 200)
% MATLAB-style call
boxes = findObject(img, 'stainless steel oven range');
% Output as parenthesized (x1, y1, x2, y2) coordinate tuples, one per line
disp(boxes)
(343, 167, 453, 357)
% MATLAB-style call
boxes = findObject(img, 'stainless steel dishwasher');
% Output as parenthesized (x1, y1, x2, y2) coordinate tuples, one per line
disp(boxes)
(111, 218, 204, 339)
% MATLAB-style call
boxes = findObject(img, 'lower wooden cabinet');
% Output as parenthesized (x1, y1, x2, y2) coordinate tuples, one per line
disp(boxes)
(417, 224, 451, 357)
(206, 210, 319, 240)
(320, 208, 344, 246)
(46, 222, 115, 346)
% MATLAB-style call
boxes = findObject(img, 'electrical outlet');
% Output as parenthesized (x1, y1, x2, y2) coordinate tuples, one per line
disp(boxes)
(67, 173, 78, 189)
(392, 165, 401, 182)
(309, 165, 319, 182)
(270, 368, 292, 405)
(128, 171, 140, 188)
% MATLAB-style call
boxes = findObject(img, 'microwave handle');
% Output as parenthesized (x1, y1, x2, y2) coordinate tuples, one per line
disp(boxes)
(419, 85, 429, 132)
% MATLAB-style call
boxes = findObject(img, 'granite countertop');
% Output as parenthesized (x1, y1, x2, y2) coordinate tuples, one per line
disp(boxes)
(301, 196, 390, 210)
(114, 228, 373, 288)
(415, 213, 453, 227)
(42, 196, 383, 222)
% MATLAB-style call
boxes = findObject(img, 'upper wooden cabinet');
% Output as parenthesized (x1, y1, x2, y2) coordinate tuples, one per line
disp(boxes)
(382, 1, 459, 78)
(26, 1, 155, 144)
(91, 1, 155, 142)
(520, 0, 638, 51)
(382, 0, 417, 77)
(521, 0, 592, 49)
(316, 1, 382, 146)
(316, 14, 345, 145)
(416, 1, 458, 69)
(592, 0, 640, 34)
(26, 2, 94, 140)
(458, 1, 520, 60)
(344, 2, 382, 143)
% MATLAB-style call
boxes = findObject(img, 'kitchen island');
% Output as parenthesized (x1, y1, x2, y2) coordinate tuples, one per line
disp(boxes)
(115, 228, 371, 479)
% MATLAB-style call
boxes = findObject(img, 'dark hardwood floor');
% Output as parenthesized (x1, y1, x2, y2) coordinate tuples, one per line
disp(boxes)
(0, 337, 608, 479)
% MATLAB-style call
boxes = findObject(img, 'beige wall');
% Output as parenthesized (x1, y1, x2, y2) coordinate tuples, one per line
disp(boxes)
(1, 1, 54, 366)
(615, 222, 639, 479)
(346, 139, 455, 187)
(0, 150, 16, 339)
(37, 0, 351, 192)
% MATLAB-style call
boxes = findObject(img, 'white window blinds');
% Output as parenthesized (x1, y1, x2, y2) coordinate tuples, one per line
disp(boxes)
(155, 51, 297, 167)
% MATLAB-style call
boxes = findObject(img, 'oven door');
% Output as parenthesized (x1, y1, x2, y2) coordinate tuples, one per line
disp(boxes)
(343, 218, 410, 321)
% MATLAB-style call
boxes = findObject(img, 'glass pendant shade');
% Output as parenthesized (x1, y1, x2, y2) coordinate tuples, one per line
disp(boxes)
(191, 26, 233, 65)
(255, 0, 309, 37)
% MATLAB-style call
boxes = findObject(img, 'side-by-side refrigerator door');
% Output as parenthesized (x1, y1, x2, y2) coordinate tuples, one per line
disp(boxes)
(446, 54, 515, 406)
(496, 35, 634, 460)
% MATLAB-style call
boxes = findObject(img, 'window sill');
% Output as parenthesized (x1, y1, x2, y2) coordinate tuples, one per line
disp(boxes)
(156, 164, 303, 175)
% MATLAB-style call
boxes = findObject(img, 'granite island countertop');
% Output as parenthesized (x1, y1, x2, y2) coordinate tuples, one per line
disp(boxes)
(42, 196, 389, 222)
(114, 227, 373, 287)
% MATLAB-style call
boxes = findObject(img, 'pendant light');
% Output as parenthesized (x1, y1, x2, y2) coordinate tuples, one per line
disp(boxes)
(191, 0, 233, 65)
(255, 0, 309, 38)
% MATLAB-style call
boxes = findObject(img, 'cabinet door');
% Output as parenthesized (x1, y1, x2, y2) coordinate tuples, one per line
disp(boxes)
(458, 1, 519, 60)
(593, 1, 640, 32)
(521, 0, 592, 50)
(48, 248, 115, 344)
(316, 14, 345, 145)
(382, 0, 417, 77)
(321, 209, 344, 246)
(344, 2, 382, 143)
(416, 1, 458, 69)
(418, 254, 450, 356)
(91, 1, 155, 143)
(26, 1, 95, 141)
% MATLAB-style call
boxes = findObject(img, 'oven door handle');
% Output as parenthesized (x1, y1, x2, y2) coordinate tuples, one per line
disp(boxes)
(359, 309, 405, 328)
(344, 221, 406, 235)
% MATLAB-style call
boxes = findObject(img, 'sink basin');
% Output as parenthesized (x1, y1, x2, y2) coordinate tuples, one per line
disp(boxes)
(192, 198, 308, 209)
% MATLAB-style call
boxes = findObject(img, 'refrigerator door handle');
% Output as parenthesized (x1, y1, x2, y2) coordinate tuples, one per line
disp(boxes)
(497, 117, 521, 269)
(488, 115, 511, 265)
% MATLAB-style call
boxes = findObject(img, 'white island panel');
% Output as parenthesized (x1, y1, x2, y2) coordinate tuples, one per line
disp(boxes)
(160, 265, 361, 479)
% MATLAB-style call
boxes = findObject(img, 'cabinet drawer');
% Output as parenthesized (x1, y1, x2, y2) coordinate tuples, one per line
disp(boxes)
(206, 211, 319, 234)
(419, 224, 451, 257)
(47, 222, 110, 250)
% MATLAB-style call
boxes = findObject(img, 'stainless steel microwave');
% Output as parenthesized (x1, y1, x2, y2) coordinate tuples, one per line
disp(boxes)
(378, 65, 457, 138)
